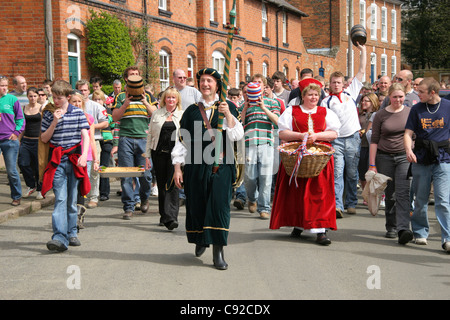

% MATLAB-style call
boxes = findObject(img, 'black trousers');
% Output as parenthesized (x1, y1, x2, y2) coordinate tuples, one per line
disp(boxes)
(99, 141, 113, 197)
(151, 150, 179, 225)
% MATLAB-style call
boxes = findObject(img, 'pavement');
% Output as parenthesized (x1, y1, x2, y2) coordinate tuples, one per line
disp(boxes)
(0, 171, 55, 225)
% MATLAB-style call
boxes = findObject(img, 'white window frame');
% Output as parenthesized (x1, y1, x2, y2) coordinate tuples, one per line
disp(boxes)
(381, 7, 387, 42)
(246, 60, 252, 80)
(210, 0, 215, 21)
(159, 49, 170, 91)
(370, 4, 377, 40)
(370, 52, 377, 82)
(262, 62, 268, 78)
(235, 58, 240, 87)
(282, 11, 287, 43)
(391, 55, 397, 79)
(187, 54, 194, 78)
(67, 33, 81, 83)
(359, 0, 366, 27)
(262, 4, 267, 38)
(158, 0, 167, 10)
(223, 0, 227, 25)
(380, 53, 387, 76)
(212, 50, 225, 75)
(391, 9, 397, 44)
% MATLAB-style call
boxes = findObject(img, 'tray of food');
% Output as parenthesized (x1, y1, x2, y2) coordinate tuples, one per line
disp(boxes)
(98, 166, 145, 178)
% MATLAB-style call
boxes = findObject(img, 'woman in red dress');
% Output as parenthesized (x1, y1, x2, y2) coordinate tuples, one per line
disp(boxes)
(270, 81, 341, 245)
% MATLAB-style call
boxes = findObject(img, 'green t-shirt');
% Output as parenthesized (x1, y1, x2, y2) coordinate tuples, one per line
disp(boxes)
(243, 97, 280, 147)
(112, 92, 153, 138)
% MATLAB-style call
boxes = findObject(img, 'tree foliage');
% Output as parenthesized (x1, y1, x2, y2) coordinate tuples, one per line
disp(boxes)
(402, 0, 450, 69)
(86, 10, 135, 83)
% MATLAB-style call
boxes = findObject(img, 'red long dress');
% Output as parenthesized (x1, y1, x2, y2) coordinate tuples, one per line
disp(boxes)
(269, 105, 337, 231)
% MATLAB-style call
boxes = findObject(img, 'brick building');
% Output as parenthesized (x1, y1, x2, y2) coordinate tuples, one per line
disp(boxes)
(0, 0, 402, 92)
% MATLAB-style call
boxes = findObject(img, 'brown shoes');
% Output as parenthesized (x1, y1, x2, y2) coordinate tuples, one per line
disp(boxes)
(140, 199, 150, 213)
(11, 199, 21, 206)
(248, 202, 257, 213)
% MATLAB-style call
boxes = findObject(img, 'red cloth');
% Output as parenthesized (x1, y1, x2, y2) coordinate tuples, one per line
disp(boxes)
(270, 105, 337, 231)
(329, 91, 343, 103)
(41, 143, 91, 197)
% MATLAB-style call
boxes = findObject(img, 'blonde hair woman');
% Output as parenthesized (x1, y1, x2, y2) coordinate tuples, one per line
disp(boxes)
(144, 87, 183, 230)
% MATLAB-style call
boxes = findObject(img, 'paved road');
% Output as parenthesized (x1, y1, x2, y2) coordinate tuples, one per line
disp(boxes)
(0, 180, 448, 303)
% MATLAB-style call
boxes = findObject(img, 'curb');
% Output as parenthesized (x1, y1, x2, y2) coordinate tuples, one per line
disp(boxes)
(0, 193, 55, 224)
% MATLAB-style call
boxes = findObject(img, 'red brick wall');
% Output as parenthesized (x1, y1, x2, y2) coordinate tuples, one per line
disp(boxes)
(0, 0, 401, 94)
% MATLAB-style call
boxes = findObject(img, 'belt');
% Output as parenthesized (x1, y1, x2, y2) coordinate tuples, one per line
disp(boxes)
(377, 149, 406, 157)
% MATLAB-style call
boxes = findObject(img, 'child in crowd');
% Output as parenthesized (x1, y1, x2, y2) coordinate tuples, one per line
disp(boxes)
(40, 80, 91, 252)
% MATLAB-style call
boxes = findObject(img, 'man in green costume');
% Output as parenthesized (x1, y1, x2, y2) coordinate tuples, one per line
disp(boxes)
(172, 68, 244, 270)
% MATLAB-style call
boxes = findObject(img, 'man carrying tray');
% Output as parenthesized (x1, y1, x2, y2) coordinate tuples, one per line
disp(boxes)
(112, 66, 157, 220)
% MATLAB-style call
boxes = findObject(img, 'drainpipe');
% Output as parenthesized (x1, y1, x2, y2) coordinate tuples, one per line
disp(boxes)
(44, 0, 54, 80)
(275, 7, 283, 71)
(143, 0, 149, 80)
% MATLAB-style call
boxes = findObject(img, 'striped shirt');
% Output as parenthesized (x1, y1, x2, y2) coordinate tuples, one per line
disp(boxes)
(41, 104, 90, 150)
(112, 92, 153, 138)
(243, 97, 280, 146)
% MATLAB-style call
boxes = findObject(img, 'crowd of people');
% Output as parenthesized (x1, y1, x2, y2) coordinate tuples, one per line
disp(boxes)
(0, 50, 449, 268)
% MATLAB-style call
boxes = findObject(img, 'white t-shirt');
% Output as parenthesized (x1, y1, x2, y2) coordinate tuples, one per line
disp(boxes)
(320, 77, 362, 137)
(179, 86, 202, 110)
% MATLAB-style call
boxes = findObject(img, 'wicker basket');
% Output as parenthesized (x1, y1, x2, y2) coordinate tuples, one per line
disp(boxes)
(278, 141, 334, 178)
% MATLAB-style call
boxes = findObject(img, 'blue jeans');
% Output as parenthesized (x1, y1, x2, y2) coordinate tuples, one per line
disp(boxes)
(235, 183, 247, 204)
(0, 139, 22, 200)
(332, 131, 360, 211)
(244, 143, 274, 213)
(411, 162, 450, 244)
(52, 160, 79, 247)
(117, 136, 152, 212)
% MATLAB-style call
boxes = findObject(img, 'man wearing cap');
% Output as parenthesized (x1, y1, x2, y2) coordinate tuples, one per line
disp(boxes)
(172, 68, 244, 270)
(241, 75, 280, 219)
(320, 42, 366, 218)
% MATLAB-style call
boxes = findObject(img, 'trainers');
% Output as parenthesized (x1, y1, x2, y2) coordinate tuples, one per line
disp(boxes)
(23, 187, 36, 198)
(36, 191, 44, 200)
(69, 237, 81, 246)
(248, 202, 257, 213)
(233, 199, 245, 210)
(415, 238, 428, 245)
(11, 199, 21, 206)
(336, 208, 344, 219)
(442, 242, 450, 253)
(46, 240, 67, 252)
(259, 211, 270, 219)
(347, 207, 356, 214)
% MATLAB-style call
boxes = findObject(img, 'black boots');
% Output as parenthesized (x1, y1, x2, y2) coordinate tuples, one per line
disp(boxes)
(195, 244, 228, 270)
(213, 245, 228, 270)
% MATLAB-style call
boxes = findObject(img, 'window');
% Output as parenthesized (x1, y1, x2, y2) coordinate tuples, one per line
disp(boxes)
(391, 10, 397, 44)
(381, 7, 387, 42)
(359, 1, 366, 27)
(235, 58, 240, 87)
(282, 12, 287, 43)
(158, 0, 167, 10)
(380, 54, 387, 76)
(68, 34, 81, 89)
(391, 55, 397, 79)
(212, 51, 225, 75)
(223, 0, 227, 25)
(187, 54, 194, 78)
(210, 0, 215, 21)
(262, 4, 267, 38)
(370, 4, 377, 40)
(246, 60, 252, 81)
(159, 50, 170, 91)
(370, 52, 377, 83)
(262, 62, 268, 78)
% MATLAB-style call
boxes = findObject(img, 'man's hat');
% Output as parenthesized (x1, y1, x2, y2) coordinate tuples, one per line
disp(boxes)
(298, 78, 323, 94)
(196, 68, 223, 95)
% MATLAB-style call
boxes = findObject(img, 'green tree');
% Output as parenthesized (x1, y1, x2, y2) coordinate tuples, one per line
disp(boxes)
(402, 0, 450, 69)
(86, 10, 135, 83)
